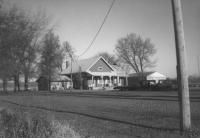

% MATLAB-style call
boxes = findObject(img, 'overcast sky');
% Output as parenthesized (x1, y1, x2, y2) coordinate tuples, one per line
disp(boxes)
(8, 0, 200, 77)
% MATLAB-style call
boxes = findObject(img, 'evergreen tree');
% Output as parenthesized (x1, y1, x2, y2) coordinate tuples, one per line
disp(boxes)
(39, 30, 63, 91)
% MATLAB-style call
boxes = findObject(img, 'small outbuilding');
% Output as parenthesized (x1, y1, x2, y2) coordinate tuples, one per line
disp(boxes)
(36, 75, 71, 91)
(50, 75, 71, 90)
(146, 72, 167, 83)
(36, 76, 49, 91)
(128, 71, 167, 87)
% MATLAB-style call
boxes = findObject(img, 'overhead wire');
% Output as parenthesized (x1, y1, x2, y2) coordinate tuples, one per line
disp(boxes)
(77, 0, 116, 59)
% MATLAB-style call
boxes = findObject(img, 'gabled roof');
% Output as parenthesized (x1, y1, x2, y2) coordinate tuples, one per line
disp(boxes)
(146, 72, 166, 80)
(61, 56, 115, 75)
(129, 71, 155, 77)
(129, 71, 166, 80)
(36, 75, 71, 82)
(52, 74, 71, 81)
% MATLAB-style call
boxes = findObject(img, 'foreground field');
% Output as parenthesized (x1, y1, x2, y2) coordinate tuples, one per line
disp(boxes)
(0, 90, 199, 138)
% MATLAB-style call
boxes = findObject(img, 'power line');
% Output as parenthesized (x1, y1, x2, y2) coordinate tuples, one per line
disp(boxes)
(78, 0, 116, 58)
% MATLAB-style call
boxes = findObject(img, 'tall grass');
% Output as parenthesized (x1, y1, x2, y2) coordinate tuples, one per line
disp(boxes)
(0, 109, 80, 138)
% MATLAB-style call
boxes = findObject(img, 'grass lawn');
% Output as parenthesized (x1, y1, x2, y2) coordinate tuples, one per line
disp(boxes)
(0, 90, 199, 138)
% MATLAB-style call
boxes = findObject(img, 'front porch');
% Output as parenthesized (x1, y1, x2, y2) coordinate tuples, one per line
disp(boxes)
(88, 75, 128, 90)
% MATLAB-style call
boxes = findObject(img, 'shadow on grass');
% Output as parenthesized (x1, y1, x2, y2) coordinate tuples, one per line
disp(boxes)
(1, 99, 180, 133)
(1, 92, 200, 102)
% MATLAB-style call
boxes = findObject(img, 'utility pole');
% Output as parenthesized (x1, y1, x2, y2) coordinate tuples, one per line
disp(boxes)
(79, 66, 82, 90)
(70, 57, 73, 92)
(171, 0, 191, 131)
(198, 56, 200, 76)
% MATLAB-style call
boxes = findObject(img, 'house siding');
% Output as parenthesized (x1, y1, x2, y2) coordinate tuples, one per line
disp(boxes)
(89, 58, 113, 72)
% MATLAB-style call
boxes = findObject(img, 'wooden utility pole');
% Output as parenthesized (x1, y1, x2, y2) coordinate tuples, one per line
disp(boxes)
(79, 66, 83, 90)
(198, 56, 200, 76)
(70, 58, 73, 92)
(171, 0, 191, 131)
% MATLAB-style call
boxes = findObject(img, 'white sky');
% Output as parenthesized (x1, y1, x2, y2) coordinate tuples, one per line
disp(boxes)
(8, 0, 200, 78)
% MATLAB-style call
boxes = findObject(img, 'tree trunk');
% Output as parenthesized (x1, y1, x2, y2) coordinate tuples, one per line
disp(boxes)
(48, 63, 51, 91)
(139, 58, 144, 87)
(48, 74, 51, 91)
(3, 78, 7, 92)
(14, 74, 20, 92)
(24, 73, 29, 91)
(17, 73, 20, 91)
(14, 75, 18, 92)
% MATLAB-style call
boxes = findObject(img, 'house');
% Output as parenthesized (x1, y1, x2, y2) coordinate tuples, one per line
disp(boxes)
(128, 71, 167, 87)
(61, 56, 128, 90)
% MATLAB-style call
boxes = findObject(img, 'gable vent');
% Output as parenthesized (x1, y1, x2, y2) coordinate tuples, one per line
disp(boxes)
(98, 67, 103, 71)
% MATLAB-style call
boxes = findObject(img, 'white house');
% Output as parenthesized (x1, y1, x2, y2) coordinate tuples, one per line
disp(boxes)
(61, 56, 128, 90)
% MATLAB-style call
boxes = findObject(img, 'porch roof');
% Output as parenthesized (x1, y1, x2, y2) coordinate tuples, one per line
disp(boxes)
(87, 71, 116, 76)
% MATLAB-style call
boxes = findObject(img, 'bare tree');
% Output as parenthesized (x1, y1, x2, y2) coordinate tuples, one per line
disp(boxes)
(0, 5, 23, 92)
(0, 3, 50, 91)
(0, 0, 2, 8)
(0, 6, 10, 92)
(21, 12, 49, 91)
(115, 33, 156, 82)
(63, 41, 75, 89)
(63, 41, 75, 70)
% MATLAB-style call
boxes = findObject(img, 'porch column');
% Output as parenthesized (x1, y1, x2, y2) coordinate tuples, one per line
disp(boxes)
(109, 76, 112, 86)
(91, 75, 94, 87)
(101, 76, 103, 87)
(117, 76, 119, 86)
(126, 76, 128, 86)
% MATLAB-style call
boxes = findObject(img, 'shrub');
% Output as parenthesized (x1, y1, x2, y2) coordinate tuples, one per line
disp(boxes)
(0, 109, 80, 138)
(184, 129, 200, 138)
(51, 120, 80, 138)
